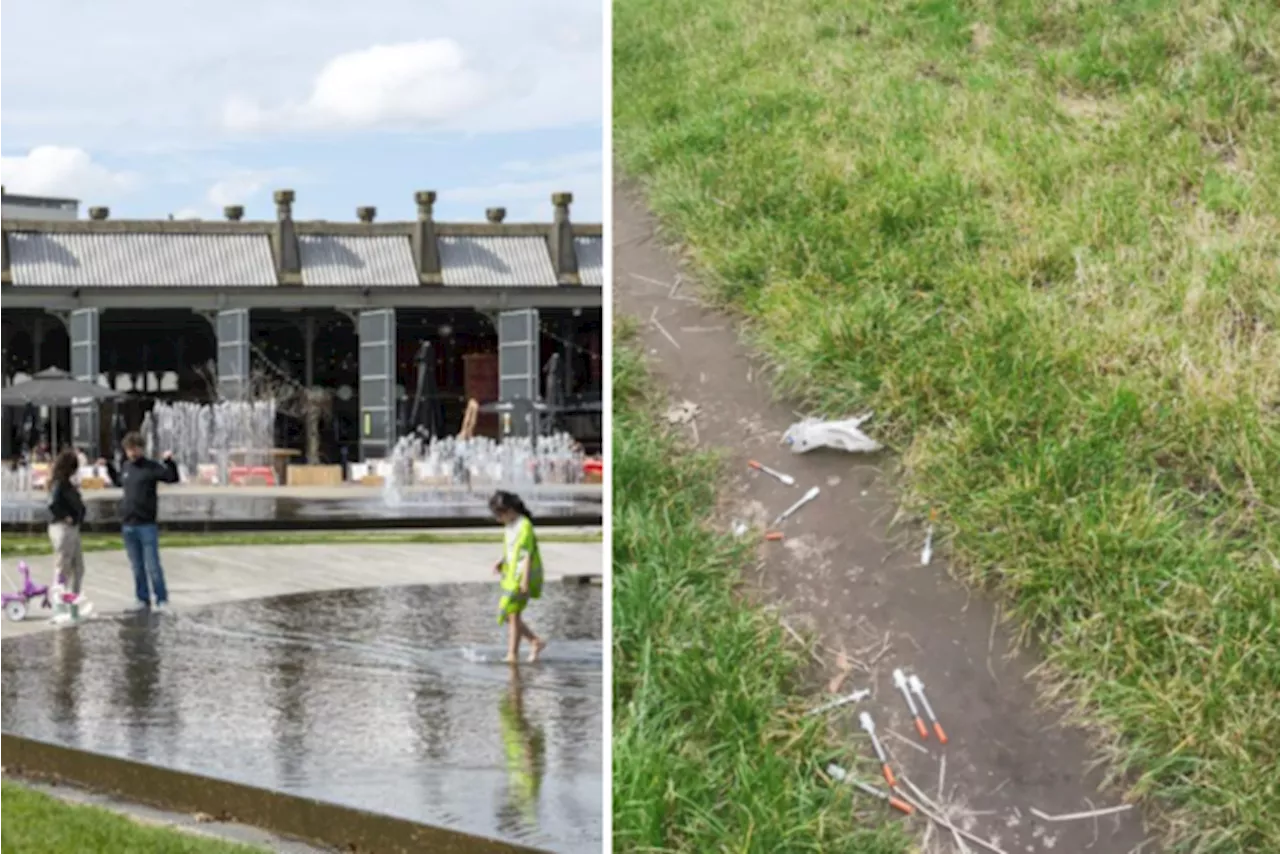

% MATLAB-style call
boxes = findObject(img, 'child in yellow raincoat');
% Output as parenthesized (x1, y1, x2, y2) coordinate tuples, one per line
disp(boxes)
(490, 491, 547, 663)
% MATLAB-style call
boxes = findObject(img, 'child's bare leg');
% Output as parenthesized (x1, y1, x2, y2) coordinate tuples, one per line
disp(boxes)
(505, 614, 521, 662)
(519, 616, 546, 662)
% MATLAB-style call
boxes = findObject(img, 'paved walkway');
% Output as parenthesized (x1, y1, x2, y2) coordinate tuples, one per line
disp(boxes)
(1, 541, 602, 640)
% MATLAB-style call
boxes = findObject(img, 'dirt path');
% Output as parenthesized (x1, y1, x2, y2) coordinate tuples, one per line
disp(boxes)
(614, 183, 1156, 854)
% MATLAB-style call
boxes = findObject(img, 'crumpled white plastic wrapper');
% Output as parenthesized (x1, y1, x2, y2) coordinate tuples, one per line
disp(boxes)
(782, 413, 882, 454)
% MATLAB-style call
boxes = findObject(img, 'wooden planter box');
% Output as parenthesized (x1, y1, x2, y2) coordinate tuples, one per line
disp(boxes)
(286, 464, 344, 487)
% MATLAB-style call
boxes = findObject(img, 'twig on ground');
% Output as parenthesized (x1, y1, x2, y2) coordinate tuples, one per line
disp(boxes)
(1029, 804, 1133, 822)
(938, 754, 947, 800)
(650, 307, 682, 350)
(898, 779, 1008, 854)
(1084, 797, 1100, 849)
(884, 728, 930, 755)
(629, 272, 669, 289)
(987, 605, 1001, 685)
(906, 776, 970, 854)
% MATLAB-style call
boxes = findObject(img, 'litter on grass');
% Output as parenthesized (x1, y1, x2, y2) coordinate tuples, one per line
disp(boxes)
(664, 401, 700, 425)
(748, 459, 796, 486)
(772, 485, 820, 526)
(826, 763, 915, 815)
(783, 413, 882, 454)
(805, 688, 871, 717)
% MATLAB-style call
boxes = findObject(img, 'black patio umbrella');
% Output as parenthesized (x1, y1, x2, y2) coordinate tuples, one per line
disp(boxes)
(1, 368, 120, 453)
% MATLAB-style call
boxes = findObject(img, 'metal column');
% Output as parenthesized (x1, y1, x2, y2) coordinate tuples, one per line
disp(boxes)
(0, 325, 9, 460)
(216, 309, 250, 401)
(358, 309, 396, 461)
(498, 309, 540, 437)
(69, 308, 100, 456)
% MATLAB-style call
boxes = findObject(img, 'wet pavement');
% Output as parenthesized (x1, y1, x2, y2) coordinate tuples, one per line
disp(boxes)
(1, 583, 604, 853)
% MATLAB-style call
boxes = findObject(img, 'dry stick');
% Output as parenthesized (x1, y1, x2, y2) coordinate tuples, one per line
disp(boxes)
(649, 307, 682, 351)
(1029, 804, 1134, 823)
(987, 605, 1001, 684)
(884, 728, 930, 755)
(938, 754, 947, 800)
(1084, 797, 1100, 849)
(628, 272, 669, 288)
(901, 777, 1008, 854)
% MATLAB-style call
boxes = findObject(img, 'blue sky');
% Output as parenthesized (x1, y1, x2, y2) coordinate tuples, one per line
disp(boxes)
(1, 0, 603, 223)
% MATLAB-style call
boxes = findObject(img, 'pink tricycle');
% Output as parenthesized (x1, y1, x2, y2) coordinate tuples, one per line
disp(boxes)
(3, 561, 53, 622)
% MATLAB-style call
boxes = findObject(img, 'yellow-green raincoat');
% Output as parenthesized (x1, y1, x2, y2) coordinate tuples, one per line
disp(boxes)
(498, 515, 543, 623)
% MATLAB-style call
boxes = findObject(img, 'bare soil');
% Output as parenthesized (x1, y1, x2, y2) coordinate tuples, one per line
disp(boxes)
(614, 183, 1157, 854)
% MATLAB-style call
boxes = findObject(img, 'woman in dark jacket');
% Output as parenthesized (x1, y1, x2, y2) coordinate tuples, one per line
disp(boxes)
(47, 449, 87, 597)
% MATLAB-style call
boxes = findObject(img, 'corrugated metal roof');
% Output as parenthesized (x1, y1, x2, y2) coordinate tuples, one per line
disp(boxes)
(438, 235, 557, 287)
(574, 236, 603, 286)
(7, 232, 277, 287)
(298, 235, 417, 286)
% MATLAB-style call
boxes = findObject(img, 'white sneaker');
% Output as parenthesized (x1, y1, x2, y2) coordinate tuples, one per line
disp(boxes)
(153, 602, 168, 613)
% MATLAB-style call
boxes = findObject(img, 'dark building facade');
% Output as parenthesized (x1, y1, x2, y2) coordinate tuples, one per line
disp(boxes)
(1, 190, 603, 462)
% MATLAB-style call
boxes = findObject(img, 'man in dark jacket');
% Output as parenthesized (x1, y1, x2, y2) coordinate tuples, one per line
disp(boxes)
(100, 432, 180, 612)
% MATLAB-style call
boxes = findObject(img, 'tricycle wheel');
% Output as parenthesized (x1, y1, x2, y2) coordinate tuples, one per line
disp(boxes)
(5, 600, 28, 622)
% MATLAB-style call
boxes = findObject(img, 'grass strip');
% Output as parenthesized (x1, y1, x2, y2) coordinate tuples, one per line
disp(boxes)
(0, 530, 601, 558)
(611, 333, 909, 853)
(614, 2, 1279, 851)
(0, 781, 265, 854)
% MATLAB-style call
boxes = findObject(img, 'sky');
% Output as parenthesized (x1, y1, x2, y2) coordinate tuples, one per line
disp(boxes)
(0, 0, 603, 223)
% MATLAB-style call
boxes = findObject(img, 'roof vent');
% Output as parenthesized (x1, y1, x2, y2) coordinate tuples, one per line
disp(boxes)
(88, 206, 109, 220)
(357, 206, 376, 223)
(486, 207, 507, 223)
(224, 205, 245, 222)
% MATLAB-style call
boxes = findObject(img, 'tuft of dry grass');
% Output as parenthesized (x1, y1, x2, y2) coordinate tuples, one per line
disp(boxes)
(615, 1, 1280, 851)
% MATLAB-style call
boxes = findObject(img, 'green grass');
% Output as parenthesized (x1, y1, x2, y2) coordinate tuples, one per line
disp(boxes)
(611, 332, 909, 853)
(0, 530, 601, 558)
(614, 2, 1280, 852)
(1, 781, 264, 853)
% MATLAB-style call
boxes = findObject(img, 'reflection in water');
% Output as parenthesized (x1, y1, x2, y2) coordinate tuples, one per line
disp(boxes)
(51, 630, 84, 744)
(2, 583, 602, 854)
(497, 666, 547, 833)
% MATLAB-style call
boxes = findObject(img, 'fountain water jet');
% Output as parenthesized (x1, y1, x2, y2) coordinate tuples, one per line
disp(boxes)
(384, 430, 585, 508)
(143, 401, 277, 484)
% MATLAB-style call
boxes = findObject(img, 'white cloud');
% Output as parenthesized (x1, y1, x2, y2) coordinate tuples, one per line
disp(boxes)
(224, 40, 499, 133)
(171, 208, 205, 220)
(0, 146, 137, 199)
(4, 1, 601, 150)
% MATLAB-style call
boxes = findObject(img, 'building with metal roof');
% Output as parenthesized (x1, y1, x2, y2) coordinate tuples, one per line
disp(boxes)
(2, 189, 603, 461)
(1, 189, 80, 222)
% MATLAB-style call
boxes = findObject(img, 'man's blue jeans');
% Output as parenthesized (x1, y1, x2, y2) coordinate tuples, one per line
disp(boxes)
(121, 524, 168, 606)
